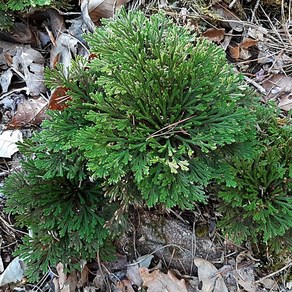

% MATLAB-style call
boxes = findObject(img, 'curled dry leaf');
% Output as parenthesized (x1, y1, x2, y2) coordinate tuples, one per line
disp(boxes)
(212, 4, 243, 32)
(82, 0, 131, 24)
(139, 267, 188, 292)
(6, 97, 47, 129)
(126, 255, 154, 286)
(229, 38, 258, 60)
(194, 258, 228, 292)
(262, 74, 292, 111)
(0, 257, 25, 286)
(50, 33, 79, 76)
(202, 28, 225, 43)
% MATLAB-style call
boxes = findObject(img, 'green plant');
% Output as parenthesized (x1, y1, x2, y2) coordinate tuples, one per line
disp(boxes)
(4, 9, 281, 281)
(75, 9, 257, 209)
(2, 58, 118, 281)
(217, 105, 292, 250)
(0, 0, 72, 30)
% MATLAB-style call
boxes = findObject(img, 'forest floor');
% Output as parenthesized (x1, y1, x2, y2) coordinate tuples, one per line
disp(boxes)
(0, 0, 291, 291)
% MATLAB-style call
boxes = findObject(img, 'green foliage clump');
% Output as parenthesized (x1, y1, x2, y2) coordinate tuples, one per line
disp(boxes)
(3, 58, 117, 281)
(3, 9, 290, 282)
(75, 9, 256, 208)
(218, 105, 292, 250)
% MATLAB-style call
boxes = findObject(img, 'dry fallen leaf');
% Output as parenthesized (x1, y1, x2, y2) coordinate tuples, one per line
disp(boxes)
(116, 279, 135, 292)
(48, 87, 71, 110)
(82, 0, 130, 24)
(229, 44, 240, 59)
(47, 8, 66, 38)
(0, 41, 26, 70)
(50, 33, 80, 76)
(239, 48, 251, 60)
(0, 23, 38, 46)
(56, 263, 78, 291)
(10, 47, 46, 96)
(0, 257, 25, 286)
(77, 265, 89, 288)
(212, 4, 243, 32)
(139, 267, 188, 292)
(0, 68, 13, 93)
(6, 97, 47, 129)
(0, 130, 22, 158)
(240, 38, 258, 49)
(127, 255, 154, 286)
(262, 74, 292, 111)
(194, 258, 228, 292)
(202, 28, 225, 43)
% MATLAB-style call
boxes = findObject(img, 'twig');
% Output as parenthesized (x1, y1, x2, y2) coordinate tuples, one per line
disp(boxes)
(126, 244, 188, 266)
(147, 115, 194, 140)
(251, 0, 261, 23)
(190, 221, 196, 275)
(244, 76, 266, 94)
(255, 261, 292, 284)
(97, 251, 112, 291)
(229, 0, 238, 9)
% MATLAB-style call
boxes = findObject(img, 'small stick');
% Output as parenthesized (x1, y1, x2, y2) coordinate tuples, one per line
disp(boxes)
(244, 76, 266, 95)
(254, 261, 292, 284)
(229, 0, 238, 9)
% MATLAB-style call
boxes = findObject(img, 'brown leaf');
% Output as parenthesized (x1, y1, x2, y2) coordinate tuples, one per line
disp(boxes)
(229, 44, 240, 59)
(240, 38, 258, 49)
(202, 28, 225, 43)
(77, 265, 89, 288)
(56, 263, 78, 292)
(48, 87, 71, 110)
(116, 279, 135, 292)
(139, 267, 188, 292)
(2, 23, 38, 46)
(6, 97, 47, 129)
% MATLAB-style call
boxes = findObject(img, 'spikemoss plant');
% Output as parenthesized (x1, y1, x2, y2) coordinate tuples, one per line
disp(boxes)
(75, 9, 257, 209)
(3, 58, 118, 281)
(4, 9, 289, 282)
(218, 105, 292, 250)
